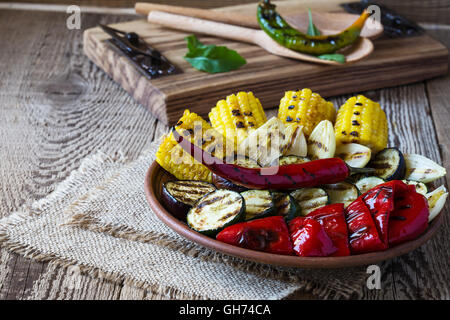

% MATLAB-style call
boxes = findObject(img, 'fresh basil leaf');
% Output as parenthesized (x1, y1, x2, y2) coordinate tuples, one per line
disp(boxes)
(184, 35, 246, 73)
(317, 53, 347, 64)
(307, 8, 321, 36)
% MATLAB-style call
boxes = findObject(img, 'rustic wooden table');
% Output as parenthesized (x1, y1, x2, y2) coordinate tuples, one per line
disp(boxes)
(0, 0, 449, 300)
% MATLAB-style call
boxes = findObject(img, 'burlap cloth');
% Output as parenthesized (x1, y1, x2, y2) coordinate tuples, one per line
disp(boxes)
(0, 142, 368, 299)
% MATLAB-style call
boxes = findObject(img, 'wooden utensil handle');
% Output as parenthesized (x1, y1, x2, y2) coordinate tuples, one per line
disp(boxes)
(136, 2, 258, 29)
(147, 11, 259, 45)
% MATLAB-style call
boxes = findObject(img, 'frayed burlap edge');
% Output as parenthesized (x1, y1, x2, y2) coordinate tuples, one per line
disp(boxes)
(0, 151, 208, 300)
(0, 225, 201, 299)
(0, 149, 365, 300)
(0, 150, 303, 300)
(66, 213, 365, 300)
(0, 228, 303, 300)
(60, 147, 366, 299)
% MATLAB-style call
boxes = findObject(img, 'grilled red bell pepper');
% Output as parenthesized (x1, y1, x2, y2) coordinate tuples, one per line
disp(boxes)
(361, 181, 403, 247)
(288, 218, 337, 257)
(345, 197, 386, 254)
(346, 181, 429, 254)
(304, 203, 350, 256)
(389, 185, 429, 246)
(362, 180, 429, 247)
(173, 128, 353, 190)
(216, 216, 294, 255)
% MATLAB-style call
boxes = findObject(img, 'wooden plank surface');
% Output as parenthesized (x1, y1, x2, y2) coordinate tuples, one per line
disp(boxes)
(0, 2, 449, 300)
(0, 0, 344, 10)
(83, 3, 448, 125)
(6, 0, 450, 24)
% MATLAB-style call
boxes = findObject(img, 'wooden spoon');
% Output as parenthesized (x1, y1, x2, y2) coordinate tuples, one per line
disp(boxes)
(147, 11, 374, 65)
(135, 2, 257, 29)
(136, 2, 383, 39)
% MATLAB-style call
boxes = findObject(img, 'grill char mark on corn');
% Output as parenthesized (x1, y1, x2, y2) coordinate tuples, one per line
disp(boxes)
(334, 95, 388, 153)
(209, 92, 267, 147)
(156, 110, 229, 182)
(278, 88, 336, 138)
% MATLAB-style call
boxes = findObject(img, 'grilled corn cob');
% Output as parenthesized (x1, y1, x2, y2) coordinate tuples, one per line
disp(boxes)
(334, 95, 388, 154)
(156, 110, 228, 182)
(278, 88, 335, 137)
(209, 92, 267, 147)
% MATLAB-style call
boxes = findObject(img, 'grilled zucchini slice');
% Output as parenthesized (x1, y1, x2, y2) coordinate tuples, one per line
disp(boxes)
(187, 190, 245, 236)
(354, 176, 385, 194)
(275, 155, 310, 166)
(161, 180, 216, 220)
(241, 190, 275, 220)
(290, 188, 329, 216)
(402, 180, 428, 196)
(369, 147, 406, 181)
(324, 182, 359, 208)
(272, 192, 301, 221)
(232, 155, 260, 168)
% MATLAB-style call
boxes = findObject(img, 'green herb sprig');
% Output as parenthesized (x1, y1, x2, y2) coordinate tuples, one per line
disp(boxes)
(184, 35, 246, 73)
(307, 9, 346, 64)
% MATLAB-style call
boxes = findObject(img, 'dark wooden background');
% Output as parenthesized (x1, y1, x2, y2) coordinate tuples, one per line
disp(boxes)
(0, 0, 449, 300)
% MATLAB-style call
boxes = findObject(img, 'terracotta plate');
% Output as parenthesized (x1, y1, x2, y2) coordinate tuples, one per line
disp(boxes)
(144, 161, 444, 268)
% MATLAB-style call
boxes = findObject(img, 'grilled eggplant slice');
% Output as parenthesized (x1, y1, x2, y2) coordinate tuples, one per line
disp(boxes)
(272, 192, 301, 221)
(324, 182, 359, 208)
(212, 156, 259, 192)
(369, 147, 406, 181)
(355, 176, 385, 194)
(290, 188, 329, 216)
(212, 174, 247, 193)
(241, 190, 275, 220)
(402, 180, 428, 196)
(335, 143, 371, 168)
(187, 190, 245, 236)
(426, 185, 449, 222)
(161, 180, 216, 220)
(404, 154, 447, 183)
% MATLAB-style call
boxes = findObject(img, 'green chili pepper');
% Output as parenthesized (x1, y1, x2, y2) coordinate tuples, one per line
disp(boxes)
(257, 0, 371, 55)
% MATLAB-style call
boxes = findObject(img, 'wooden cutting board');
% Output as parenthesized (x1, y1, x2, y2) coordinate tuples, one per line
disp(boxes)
(83, 1, 448, 125)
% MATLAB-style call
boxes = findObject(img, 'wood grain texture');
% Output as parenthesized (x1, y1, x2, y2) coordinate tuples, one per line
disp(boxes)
(8, 0, 450, 24)
(0, 9, 166, 300)
(1, 2, 450, 301)
(1, 0, 256, 9)
(84, 10, 448, 125)
(1, 0, 344, 10)
(421, 28, 450, 299)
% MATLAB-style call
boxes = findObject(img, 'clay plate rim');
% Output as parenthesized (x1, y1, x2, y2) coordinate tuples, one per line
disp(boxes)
(144, 161, 444, 268)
